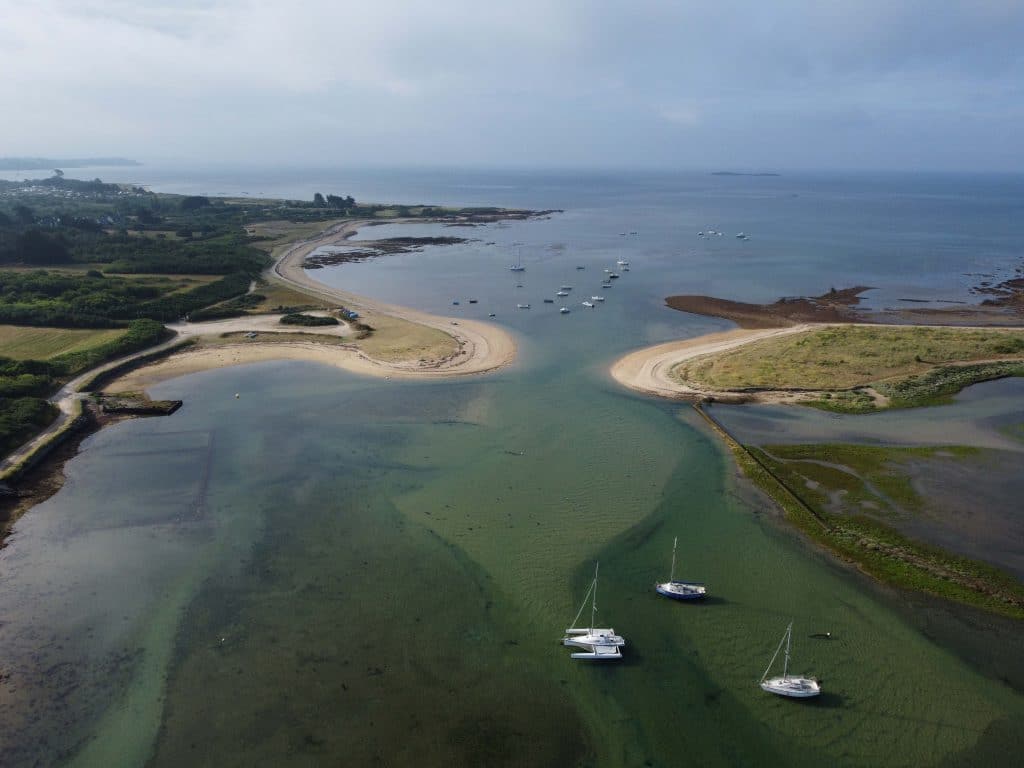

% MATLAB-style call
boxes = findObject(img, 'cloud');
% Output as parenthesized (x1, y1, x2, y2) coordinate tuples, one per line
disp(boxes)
(1, 1, 1022, 169)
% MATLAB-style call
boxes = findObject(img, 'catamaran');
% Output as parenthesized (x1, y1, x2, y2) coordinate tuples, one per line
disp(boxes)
(759, 622, 821, 699)
(655, 537, 707, 600)
(562, 562, 625, 660)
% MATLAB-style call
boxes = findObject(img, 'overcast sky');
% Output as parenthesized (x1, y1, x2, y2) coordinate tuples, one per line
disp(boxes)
(2, 0, 1023, 171)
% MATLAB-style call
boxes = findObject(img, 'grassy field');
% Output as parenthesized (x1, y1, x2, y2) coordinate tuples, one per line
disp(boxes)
(247, 283, 329, 313)
(0, 325, 127, 360)
(678, 325, 1024, 390)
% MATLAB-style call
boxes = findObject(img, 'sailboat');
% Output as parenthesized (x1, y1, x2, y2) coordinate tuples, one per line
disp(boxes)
(562, 562, 625, 660)
(759, 622, 821, 698)
(509, 246, 526, 272)
(654, 537, 707, 600)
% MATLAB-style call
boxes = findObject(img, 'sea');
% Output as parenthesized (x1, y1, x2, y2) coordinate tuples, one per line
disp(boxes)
(0, 166, 1022, 766)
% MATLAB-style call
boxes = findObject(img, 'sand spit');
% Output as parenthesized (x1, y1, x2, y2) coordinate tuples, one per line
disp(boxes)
(106, 220, 517, 392)
(609, 325, 819, 404)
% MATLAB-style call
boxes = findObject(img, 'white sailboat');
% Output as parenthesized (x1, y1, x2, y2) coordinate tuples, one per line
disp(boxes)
(654, 537, 707, 600)
(509, 246, 526, 272)
(562, 562, 625, 661)
(759, 622, 821, 699)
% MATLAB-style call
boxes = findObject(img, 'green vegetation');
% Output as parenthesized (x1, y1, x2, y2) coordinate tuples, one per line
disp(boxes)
(0, 319, 167, 458)
(0, 397, 58, 457)
(695, 405, 1022, 617)
(279, 313, 339, 327)
(0, 325, 127, 360)
(876, 360, 1024, 408)
(677, 325, 1024, 413)
(0, 269, 253, 326)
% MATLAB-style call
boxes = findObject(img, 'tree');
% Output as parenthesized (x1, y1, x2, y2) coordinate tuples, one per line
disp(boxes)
(16, 229, 70, 265)
(14, 204, 34, 225)
(313, 192, 326, 207)
(180, 196, 210, 211)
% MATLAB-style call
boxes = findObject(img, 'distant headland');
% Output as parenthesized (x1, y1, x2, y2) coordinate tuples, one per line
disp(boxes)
(0, 157, 141, 171)
(710, 171, 780, 177)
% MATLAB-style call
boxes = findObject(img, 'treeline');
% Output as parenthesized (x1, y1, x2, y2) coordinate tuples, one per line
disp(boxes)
(0, 270, 253, 327)
(0, 215, 268, 274)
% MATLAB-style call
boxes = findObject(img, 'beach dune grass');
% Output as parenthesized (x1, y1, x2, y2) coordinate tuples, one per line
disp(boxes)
(0, 325, 128, 360)
(675, 325, 1024, 392)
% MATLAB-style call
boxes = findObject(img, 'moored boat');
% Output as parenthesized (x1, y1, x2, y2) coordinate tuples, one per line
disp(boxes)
(759, 622, 821, 699)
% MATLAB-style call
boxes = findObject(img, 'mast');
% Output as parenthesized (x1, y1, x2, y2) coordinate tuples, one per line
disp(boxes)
(783, 622, 792, 679)
(669, 537, 677, 582)
(590, 562, 599, 632)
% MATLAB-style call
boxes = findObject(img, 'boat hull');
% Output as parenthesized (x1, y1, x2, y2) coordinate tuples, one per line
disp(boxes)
(655, 581, 707, 600)
(760, 676, 821, 698)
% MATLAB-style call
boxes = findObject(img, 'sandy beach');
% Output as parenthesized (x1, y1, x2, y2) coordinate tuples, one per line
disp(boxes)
(106, 220, 517, 392)
(609, 325, 816, 403)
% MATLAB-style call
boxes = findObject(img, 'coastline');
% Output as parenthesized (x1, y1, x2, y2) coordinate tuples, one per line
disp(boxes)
(609, 325, 817, 403)
(103, 219, 517, 392)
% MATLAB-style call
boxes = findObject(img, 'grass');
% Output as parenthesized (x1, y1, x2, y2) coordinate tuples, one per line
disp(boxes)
(677, 325, 1024, 394)
(247, 283, 328, 313)
(0, 325, 127, 360)
(354, 314, 457, 363)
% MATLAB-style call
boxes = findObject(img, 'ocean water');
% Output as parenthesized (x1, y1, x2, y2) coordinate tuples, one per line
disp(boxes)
(0, 168, 1023, 766)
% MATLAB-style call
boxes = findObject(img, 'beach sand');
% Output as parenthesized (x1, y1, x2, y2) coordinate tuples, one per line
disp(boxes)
(609, 325, 816, 403)
(105, 221, 516, 392)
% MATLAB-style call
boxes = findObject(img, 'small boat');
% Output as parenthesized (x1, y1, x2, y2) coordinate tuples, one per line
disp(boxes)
(608, 273, 620, 279)
(591, 295, 605, 302)
(655, 537, 706, 600)
(543, 298, 555, 303)
(601, 283, 612, 289)
(452, 300, 460, 305)
(736, 232, 746, 239)
(562, 562, 625, 661)
(488, 313, 496, 317)
(581, 301, 594, 308)
(560, 285, 573, 291)
(468, 299, 478, 304)
(517, 303, 531, 309)
(623, 267, 630, 272)
(559, 306, 570, 314)
(616, 259, 630, 266)
(759, 623, 821, 699)
(576, 265, 586, 270)
(556, 290, 569, 297)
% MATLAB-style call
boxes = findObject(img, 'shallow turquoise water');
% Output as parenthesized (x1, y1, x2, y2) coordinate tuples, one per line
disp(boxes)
(1, 171, 1023, 765)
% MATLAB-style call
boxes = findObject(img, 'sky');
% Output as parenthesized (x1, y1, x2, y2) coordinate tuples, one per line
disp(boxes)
(2, 0, 1023, 171)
